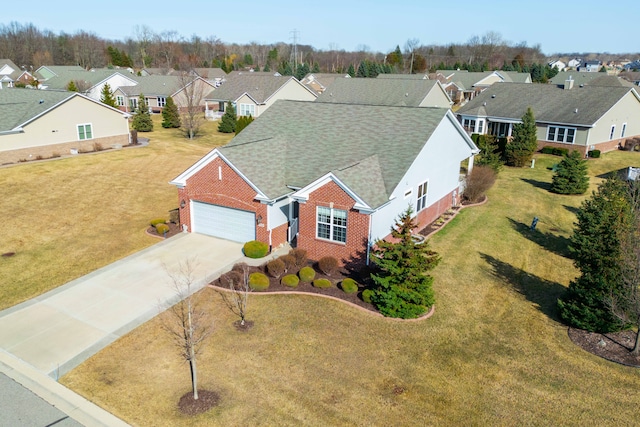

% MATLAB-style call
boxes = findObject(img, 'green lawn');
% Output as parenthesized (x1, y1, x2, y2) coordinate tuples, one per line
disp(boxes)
(60, 150, 640, 426)
(0, 116, 233, 310)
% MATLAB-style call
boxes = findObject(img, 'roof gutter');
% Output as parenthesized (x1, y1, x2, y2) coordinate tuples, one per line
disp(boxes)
(0, 128, 23, 135)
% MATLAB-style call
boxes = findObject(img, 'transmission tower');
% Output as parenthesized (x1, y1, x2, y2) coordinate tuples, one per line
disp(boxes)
(289, 29, 299, 73)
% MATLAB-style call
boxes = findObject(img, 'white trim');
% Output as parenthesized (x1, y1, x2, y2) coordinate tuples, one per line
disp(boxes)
(290, 172, 372, 211)
(316, 205, 347, 243)
(77, 123, 93, 141)
(416, 180, 429, 212)
(621, 122, 627, 138)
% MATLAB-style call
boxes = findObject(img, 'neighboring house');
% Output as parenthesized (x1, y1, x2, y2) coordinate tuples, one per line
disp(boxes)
(377, 73, 430, 80)
(548, 73, 634, 88)
(548, 60, 566, 71)
(0, 88, 130, 164)
(456, 82, 640, 155)
(37, 69, 138, 101)
(620, 71, 640, 86)
(113, 75, 183, 113)
(624, 60, 640, 71)
(170, 100, 479, 265)
(203, 74, 316, 119)
(578, 60, 602, 72)
(0, 59, 34, 88)
(299, 73, 351, 94)
(34, 65, 85, 80)
(315, 78, 452, 108)
(192, 68, 227, 87)
(567, 58, 582, 69)
(434, 70, 532, 104)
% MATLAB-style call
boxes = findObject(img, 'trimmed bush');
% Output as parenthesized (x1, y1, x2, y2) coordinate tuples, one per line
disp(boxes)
(248, 272, 269, 291)
(298, 266, 316, 282)
(150, 218, 166, 226)
(553, 147, 569, 157)
(279, 255, 296, 272)
(289, 248, 308, 268)
(281, 274, 300, 288)
(588, 149, 601, 158)
(155, 223, 169, 234)
(341, 278, 359, 294)
(220, 270, 242, 286)
(318, 256, 339, 276)
(313, 278, 332, 288)
(463, 165, 497, 203)
(540, 146, 554, 154)
(362, 289, 374, 304)
(232, 262, 250, 274)
(266, 258, 286, 278)
(243, 240, 269, 258)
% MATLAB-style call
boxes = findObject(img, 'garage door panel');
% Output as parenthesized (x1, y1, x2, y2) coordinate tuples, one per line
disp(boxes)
(192, 202, 255, 243)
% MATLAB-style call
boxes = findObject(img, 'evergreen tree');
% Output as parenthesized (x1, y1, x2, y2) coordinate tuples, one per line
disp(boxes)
(131, 94, 153, 132)
(263, 61, 271, 72)
(558, 178, 632, 332)
(161, 96, 181, 128)
(99, 83, 118, 108)
(599, 66, 607, 73)
(505, 107, 538, 167)
(217, 101, 237, 133)
(357, 61, 368, 77)
(370, 207, 440, 319)
(550, 150, 589, 194)
(473, 134, 503, 173)
(67, 80, 78, 92)
(311, 62, 320, 73)
(347, 64, 356, 77)
(236, 115, 254, 134)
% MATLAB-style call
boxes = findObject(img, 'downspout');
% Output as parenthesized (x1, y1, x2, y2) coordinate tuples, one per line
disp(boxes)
(366, 213, 372, 266)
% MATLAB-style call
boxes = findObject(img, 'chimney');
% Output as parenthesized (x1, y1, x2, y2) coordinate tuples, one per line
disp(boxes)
(564, 76, 574, 90)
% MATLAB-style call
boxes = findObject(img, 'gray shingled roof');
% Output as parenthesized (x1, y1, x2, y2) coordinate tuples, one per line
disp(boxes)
(204, 75, 299, 103)
(315, 78, 446, 107)
(40, 69, 124, 90)
(549, 72, 633, 88)
(121, 75, 183, 96)
(0, 59, 27, 80)
(35, 65, 86, 80)
(377, 73, 429, 80)
(218, 101, 452, 208)
(456, 82, 637, 126)
(0, 88, 75, 131)
(437, 70, 531, 89)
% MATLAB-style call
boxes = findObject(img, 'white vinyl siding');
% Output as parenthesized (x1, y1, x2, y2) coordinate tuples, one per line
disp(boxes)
(192, 201, 255, 243)
(317, 206, 347, 243)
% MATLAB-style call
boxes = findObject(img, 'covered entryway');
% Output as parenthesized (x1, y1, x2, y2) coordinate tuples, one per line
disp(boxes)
(192, 201, 255, 243)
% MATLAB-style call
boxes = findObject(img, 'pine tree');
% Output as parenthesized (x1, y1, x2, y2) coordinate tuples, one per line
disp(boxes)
(473, 134, 503, 173)
(357, 61, 367, 77)
(236, 115, 254, 134)
(558, 178, 632, 332)
(370, 207, 440, 319)
(131, 94, 153, 132)
(217, 101, 237, 133)
(161, 96, 181, 128)
(347, 64, 356, 77)
(550, 150, 589, 194)
(99, 83, 118, 108)
(67, 80, 78, 92)
(505, 107, 538, 167)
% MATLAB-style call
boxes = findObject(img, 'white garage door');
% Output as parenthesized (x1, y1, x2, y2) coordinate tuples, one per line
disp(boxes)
(192, 201, 256, 243)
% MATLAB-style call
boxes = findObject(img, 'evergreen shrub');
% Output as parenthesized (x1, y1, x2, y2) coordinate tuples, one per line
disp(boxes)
(281, 274, 299, 288)
(298, 266, 316, 282)
(313, 278, 332, 288)
(362, 289, 374, 304)
(248, 272, 270, 291)
(155, 223, 169, 234)
(588, 150, 601, 158)
(341, 278, 358, 294)
(243, 240, 269, 258)
(150, 218, 166, 226)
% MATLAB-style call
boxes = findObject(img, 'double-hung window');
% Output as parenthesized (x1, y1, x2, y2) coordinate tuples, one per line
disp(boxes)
(239, 103, 255, 117)
(416, 181, 428, 212)
(77, 124, 93, 141)
(158, 97, 166, 107)
(116, 95, 124, 106)
(317, 206, 347, 243)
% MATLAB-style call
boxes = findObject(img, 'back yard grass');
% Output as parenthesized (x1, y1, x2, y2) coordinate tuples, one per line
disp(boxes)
(0, 116, 233, 310)
(60, 150, 640, 426)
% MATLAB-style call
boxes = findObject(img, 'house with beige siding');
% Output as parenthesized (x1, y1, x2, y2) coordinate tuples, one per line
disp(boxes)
(456, 82, 640, 155)
(203, 74, 316, 119)
(0, 88, 130, 164)
(434, 70, 532, 104)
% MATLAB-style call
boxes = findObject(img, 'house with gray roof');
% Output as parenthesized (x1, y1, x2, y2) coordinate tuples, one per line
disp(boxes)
(37, 69, 138, 102)
(203, 74, 316, 119)
(434, 70, 532, 104)
(299, 73, 351, 94)
(0, 59, 34, 88)
(34, 65, 85, 81)
(315, 78, 452, 108)
(548, 72, 633, 88)
(170, 100, 478, 264)
(0, 88, 130, 164)
(456, 82, 640, 155)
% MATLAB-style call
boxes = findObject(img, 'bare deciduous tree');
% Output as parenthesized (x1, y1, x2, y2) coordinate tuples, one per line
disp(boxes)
(161, 259, 213, 400)
(219, 263, 251, 327)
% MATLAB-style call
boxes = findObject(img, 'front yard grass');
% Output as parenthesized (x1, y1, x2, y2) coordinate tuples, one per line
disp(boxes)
(60, 150, 640, 426)
(0, 116, 233, 310)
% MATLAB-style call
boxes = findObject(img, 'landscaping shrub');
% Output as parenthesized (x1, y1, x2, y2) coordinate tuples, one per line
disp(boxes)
(298, 266, 316, 282)
(266, 258, 286, 278)
(232, 262, 249, 274)
(313, 278, 332, 288)
(155, 223, 169, 235)
(248, 272, 269, 291)
(281, 274, 299, 288)
(540, 146, 554, 154)
(318, 256, 339, 276)
(220, 270, 242, 286)
(588, 150, 601, 158)
(279, 254, 296, 272)
(341, 278, 359, 294)
(463, 165, 497, 203)
(289, 248, 308, 268)
(243, 240, 269, 258)
(150, 218, 166, 226)
(552, 147, 569, 157)
(362, 289, 374, 304)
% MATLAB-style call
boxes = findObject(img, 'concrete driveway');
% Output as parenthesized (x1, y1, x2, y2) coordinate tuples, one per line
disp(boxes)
(0, 233, 244, 378)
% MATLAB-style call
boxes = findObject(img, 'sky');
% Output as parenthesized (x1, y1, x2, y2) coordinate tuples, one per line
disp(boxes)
(6, 0, 639, 56)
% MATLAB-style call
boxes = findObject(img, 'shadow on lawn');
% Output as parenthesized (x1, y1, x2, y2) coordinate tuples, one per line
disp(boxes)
(480, 253, 565, 321)
(520, 178, 551, 191)
(563, 204, 580, 216)
(507, 217, 571, 258)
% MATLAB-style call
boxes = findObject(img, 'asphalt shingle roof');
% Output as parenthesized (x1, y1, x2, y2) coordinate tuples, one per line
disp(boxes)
(40, 69, 123, 90)
(121, 75, 184, 96)
(549, 72, 633, 88)
(218, 100, 451, 208)
(204, 75, 299, 103)
(315, 78, 446, 107)
(0, 88, 74, 131)
(456, 82, 637, 126)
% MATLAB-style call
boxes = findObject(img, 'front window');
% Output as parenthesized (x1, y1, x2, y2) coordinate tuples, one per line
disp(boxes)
(547, 126, 576, 143)
(610, 125, 616, 140)
(239, 103, 255, 117)
(463, 118, 476, 133)
(317, 206, 347, 243)
(622, 123, 627, 138)
(129, 98, 137, 109)
(77, 124, 93, 140)
(116, 95, 124, 106)
(417, 181, 428, 212)
(158, 97, 166, 107)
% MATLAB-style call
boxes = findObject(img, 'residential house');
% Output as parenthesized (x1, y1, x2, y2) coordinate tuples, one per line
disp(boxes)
(377, 74, 430, 80)
(34, 65, 85, 80)
(456, 82, 640, 155)
(0, 59, 34, 88)
(548, 73, 634, 88)
(113, 75, 183, 113)
(620, 71, 640, 86)
(0, 88, 130, 164)
(578, 60, 602, 72)
(299, 73, 351, 94)
(567, 58, 582, 69)
(37, 68, 138, 101)
(434, 70, 532, 104)
(548, 60, 566, 71)
(203, 74, 316, 119)
(315, 78, 452, 108)
(170, 100, 479, 264)
(624, 60, 640, 71)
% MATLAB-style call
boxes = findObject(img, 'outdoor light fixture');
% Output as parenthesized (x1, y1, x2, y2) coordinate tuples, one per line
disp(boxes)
(180, 199, 186, 208)
(256, 215, 263, 225)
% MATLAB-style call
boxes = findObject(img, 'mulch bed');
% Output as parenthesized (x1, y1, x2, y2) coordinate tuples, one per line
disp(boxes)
(178, 389, 220, 415)
(146, 222, 182, 239)
(568, 327, 640, 367)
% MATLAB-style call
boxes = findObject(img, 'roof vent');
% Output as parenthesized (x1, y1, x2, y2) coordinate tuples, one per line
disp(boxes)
(405, 93, 409, 97)
(579, 84, 584, 88)
(574, 108, 578, 113)
(38, 99, 44, 104)
(491, 94, 496, 98)
(483, 101, 487, 106)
